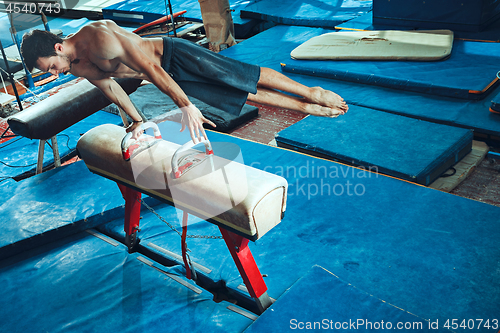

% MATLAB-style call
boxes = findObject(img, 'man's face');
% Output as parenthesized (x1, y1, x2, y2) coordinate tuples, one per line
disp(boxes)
(36, 54, 71, 75)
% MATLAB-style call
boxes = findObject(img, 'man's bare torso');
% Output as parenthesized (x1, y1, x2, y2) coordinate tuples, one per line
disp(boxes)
(68, 20, 164, 81)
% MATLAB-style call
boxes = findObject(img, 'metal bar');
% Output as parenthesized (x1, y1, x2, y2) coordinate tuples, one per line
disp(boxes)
(0, 39, 22, 110)
(219, 227, 272, 313)
(50, 135, 61, 167)
(36, 139, 45, 174)
(8, 13, 35, 89)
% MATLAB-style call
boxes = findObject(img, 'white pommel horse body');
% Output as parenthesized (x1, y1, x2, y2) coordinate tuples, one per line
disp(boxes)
(76, 123, 288, 313)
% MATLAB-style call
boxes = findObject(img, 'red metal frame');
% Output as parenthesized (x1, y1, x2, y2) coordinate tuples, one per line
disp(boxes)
(117, 184, 142, 236)
(219, 227, 268, 299)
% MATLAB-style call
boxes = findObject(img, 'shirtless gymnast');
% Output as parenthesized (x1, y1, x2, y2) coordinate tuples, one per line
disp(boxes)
(21, 20, 348, 143)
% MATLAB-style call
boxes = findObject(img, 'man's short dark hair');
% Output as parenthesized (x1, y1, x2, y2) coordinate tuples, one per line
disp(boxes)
(21, 30, 64, 72)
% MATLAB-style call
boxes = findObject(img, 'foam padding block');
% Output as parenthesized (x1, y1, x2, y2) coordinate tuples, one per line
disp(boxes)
(245, 265, 450, 332)
(0, 231, 255, 332)
(275, 106, 473, 185)
(120, 83, 258, 132)
(240, 0, 372, 28)
(219, 25, 500, 136)
(281, 36, 500, 100)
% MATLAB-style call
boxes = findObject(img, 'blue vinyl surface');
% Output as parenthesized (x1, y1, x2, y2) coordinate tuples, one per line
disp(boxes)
(102, 0, 259, 38)
(97, 121, 500, 330)
(245, 265, 450, 332)
(281, 38, 500, 100)
(275, 106, 473, 185)
(337, 12, 500, 42)
(0, 231, 254, 333)
(240, 0, 372, 28)
(220, 25, 500, 136)
(0, 161, 125, 260)
(0, 111, 122, 180)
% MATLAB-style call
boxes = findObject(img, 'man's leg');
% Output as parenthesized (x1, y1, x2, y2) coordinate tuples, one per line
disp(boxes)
(248, 67, 349, 117)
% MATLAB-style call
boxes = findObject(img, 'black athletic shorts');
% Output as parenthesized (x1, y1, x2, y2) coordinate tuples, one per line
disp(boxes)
(161, 37, 261, 115)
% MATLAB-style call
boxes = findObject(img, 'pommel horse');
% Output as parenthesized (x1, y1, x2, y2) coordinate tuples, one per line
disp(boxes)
(77, 122, 288, 313)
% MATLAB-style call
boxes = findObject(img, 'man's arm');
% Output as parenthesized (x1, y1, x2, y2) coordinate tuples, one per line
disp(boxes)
(93, 23, 216, 142)
(89, 78, 144, 139)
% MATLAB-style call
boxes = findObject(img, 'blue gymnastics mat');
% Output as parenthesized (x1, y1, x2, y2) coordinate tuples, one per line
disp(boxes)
(0, 230, 255, 333)
(275, 106, 473, 185)
(245, 265, 450, 332)
(102, 0, 259, 38)
(0, 111, 121, 180)
(240, 0, 372, 28)
(220, 25, 500, 137)
(281, 37, 500, 100)
(95, 121, 500, 329)
(0, 161, 125, 260)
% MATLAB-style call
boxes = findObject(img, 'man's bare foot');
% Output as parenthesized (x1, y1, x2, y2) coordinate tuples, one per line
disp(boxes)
(307, 87, 348, 114)
(304, 103, 344, 117)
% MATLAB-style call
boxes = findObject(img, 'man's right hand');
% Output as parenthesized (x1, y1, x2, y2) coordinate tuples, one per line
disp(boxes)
(180, 104, 216, 143)
(126, 120, 144, 140)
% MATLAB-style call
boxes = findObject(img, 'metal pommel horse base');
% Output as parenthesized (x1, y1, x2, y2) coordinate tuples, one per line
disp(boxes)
(77, 123, 288, 313)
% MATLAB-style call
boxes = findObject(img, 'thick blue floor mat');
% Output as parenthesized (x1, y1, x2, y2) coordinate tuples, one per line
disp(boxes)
(0, 230, 255, 333)
(245, 265, 450, 332)
(275, 106, 473, 185)
(0, 161, 125, 260)
(220, 25, 500, 136)
(240, 0, 372, 28)
(102, 0, 259, 38)
(96, 121, 500, 329)
(0, 111, 121, 180)
(281, 38, 500, 100)
(337, 12, 500, 42)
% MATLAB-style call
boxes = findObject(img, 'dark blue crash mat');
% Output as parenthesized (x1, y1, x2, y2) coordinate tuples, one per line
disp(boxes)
(245, 265, 450, 332)
(0, 230, 255, 333)
(240, 0, 372, 28)
(281, 37, 500, 100)
(0, 161, 125, 261)
(219, 25, 500, 137)
(275, 105, 473, 185)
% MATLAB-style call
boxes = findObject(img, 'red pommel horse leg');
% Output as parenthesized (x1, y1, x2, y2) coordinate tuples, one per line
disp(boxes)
(116, 183, 272, 313)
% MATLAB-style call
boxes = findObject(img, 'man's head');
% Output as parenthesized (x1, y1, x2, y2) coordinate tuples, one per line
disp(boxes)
(21, 30, 68, 74)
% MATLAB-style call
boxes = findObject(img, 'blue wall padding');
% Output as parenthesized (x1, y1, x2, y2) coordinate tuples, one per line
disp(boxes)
(220, 25, 500, 136)
(101, 0, 258, 38)
(0, 16, 91, 49)
(281, 39, 500, 100)
(0, 231, 254, 333)
(245, 265, 450, 332)
(372, 0, 500, 32)
(337, 12, 500, 42)
(0, 161, 126, 260)
(240, 0, 372, 28)
(0, 111, 121, 179)
(275, 106, 473, 185)
(97, 121, 500, 326)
